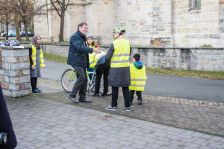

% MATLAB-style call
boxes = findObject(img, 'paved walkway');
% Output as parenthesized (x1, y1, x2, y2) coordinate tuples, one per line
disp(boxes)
(43, 60, 224, 102)
(7, 96, 224, 149)
(37, 78, 224, 137)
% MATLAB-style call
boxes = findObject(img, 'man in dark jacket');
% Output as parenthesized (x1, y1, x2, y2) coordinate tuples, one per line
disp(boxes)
(67, 22, 100, 103)
(0, 86, 17, 149)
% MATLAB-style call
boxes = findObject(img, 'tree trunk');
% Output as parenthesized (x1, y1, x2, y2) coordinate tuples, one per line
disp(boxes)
(59, 10, 65, 42)
(23, 19, 29, 41)
(15, 15, 21, 40)
(5, 21, 9, 40)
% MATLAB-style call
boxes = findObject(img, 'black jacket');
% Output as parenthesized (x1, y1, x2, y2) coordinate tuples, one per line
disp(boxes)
(0, 86, 17, 149)
(67, 31, 93, 68)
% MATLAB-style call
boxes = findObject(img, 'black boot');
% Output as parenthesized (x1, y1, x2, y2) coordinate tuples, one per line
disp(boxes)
(137, 99, 143, 105)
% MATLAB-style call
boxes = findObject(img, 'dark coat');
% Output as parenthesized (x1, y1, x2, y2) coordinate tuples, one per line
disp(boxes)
(106, 44, 131, 87)
(0, 86, 17, 149)
(67, 31, 93, 68)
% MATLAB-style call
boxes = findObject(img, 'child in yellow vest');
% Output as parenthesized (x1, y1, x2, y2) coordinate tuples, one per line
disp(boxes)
(30, 35, 45, 93)
(129, 54, 147, 105)
(86, 35, 109, 96)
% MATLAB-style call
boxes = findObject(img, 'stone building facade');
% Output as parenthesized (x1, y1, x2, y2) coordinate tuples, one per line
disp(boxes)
(34, 0, 224, 48)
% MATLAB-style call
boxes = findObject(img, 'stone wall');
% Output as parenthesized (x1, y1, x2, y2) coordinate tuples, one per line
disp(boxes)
(34, 0, 224, 48)
(220, 0, 224, 42)
(34, 0, 86, 42)
(42, 44, 224, 71)
(131, 48, 224, 71)
(85, 0, 115, 44)
(41, 44, 69, 57)
(173, 0, 222, 47)
(0, 47, 31, 97)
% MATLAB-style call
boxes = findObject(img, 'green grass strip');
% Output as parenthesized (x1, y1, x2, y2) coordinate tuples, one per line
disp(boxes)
(44, 52, 224, 80)
(44, 52, 67, 63)
(148, 68, 224, 80)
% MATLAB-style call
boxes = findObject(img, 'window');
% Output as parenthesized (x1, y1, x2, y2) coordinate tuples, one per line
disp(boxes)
(189, 0, 201, 11)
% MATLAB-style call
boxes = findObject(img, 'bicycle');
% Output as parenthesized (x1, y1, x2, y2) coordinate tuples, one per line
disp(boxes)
(61, 68, 96, 94)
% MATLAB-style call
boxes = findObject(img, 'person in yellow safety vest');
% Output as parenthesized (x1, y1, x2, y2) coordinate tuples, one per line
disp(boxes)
(129, 53, 147, 105)
(105, 26, 132, 112)
(86, 35, 110, 96)
(86, 35, 98, 79)
(30, 35, 45, 94)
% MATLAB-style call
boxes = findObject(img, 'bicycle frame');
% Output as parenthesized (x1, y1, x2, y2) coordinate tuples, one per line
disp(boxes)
(87, 70, 96, 85)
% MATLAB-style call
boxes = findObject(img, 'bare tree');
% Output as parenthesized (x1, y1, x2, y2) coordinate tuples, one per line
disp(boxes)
(0, 0, 13, 40)
(10, 0, 46, 41)
(48, 0, 71, 42)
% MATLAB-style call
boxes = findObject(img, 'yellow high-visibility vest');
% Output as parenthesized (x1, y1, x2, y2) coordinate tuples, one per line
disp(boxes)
(88, 44, 105, 68)
(111, 39, 130, 68)
(89, 53, 96, 68)
(88, 45, 97, 68)
(129, 63, 147, 91)
(31, 45, 45, 68)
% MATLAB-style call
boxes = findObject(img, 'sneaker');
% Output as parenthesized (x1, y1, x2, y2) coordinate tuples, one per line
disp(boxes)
(32, 88, 40, 94)
(105, 105, 117, 111)
(79, 98, 92, 103)
(137, 99, 143, 105)
(68, 95, 79, 103)
(125, 107, 132, 112)
(36, 88, 42, 93)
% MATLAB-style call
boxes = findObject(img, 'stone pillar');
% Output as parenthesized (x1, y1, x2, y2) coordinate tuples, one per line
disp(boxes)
(0, 46, 31, 97)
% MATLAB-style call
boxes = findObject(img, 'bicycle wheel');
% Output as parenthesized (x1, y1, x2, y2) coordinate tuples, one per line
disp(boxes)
(61, 69, 77, 93)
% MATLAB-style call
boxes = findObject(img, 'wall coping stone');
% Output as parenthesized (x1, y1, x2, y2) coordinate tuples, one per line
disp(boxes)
(0, 46, 31, 50)
(37, 43, 224, 50)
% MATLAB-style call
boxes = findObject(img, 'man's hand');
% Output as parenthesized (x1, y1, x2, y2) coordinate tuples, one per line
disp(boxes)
(93, 48, 101, 54)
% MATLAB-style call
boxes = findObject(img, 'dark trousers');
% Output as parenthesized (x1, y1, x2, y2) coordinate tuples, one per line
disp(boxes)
(111, 87, 131, 108)
(0, 86, 17, 149)
(31, 77, 37, 91)
(70, 67, 87, 99)
(95, 64, 109, 94)
(130, 90, 142, 103)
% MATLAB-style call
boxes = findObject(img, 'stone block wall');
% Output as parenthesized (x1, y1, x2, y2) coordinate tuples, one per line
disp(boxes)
(42, 44, 224, 71)
(34, 0, 224, 47)
(219, 0, 224, 32)
(85, 0, 115, 44)
(0, 47, 31, 97)
(34, 0, 86, 42)
(173, 0, 223, 47)
(131, 48, 224, 71)
(41, 44, 69, 57)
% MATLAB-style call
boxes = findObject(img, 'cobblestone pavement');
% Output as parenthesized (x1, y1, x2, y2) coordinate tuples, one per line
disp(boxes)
(6, 96, 224, 149)
(38, 92, 224, 137)
(36, 78, 224, 137)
